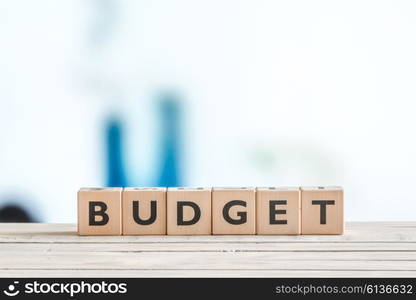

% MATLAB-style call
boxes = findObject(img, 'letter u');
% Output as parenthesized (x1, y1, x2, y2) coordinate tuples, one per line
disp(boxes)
(132, 200, 157, 225)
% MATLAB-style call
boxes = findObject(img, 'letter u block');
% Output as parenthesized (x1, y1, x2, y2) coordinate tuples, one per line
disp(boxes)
(301, 186, 344, 235)
(77, 188, 122, 236)
(256, 187, 301, 235)
(122, 187, 167, 235)
(167, 187, 212, 235)
(212, 187, 256, 235)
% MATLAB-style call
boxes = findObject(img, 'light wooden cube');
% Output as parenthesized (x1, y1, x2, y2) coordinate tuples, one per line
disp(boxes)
(167, 187, 212, 235)
(301, 186, 344, 235)
(256, 187, 301, 235)
(122, 187, 166, 235)
(212, 187, 256, 235)
(77, 188, 122, 236)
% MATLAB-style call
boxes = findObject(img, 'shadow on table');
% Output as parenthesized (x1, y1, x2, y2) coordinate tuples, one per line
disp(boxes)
(0, 204, 36, 222)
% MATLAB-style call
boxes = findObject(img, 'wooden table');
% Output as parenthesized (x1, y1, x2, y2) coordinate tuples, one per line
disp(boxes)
(0, 222, 415, 277)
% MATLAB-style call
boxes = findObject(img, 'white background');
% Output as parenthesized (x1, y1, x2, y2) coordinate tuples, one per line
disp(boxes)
(0, 0, 415, 222)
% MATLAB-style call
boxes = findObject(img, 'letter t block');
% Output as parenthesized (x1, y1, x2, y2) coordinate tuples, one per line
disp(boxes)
(77, 188, 122, 236)
(301, 186, 344, 235)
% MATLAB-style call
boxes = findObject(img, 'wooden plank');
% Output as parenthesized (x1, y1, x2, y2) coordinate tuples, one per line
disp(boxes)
(0, 223, 415, 278)
(1, 243, 416, 252)
(1, 269, 416, 278)
(0, 223, 416, 243)
(0, 252, 416, 270)
(2, 250, 416, 260)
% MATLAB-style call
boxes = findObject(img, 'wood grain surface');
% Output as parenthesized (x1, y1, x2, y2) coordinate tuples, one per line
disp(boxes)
(0, 222, 415, 277)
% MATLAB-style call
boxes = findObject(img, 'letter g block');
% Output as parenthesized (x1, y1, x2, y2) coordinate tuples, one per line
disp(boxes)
(77, 188, 122, 236)
(212, 187, 256, 235)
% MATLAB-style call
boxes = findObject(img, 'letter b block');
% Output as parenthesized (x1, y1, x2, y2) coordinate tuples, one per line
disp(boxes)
(167, 187, 212, 235)
(77, 188, 122, 236)
(256, 187, 301, 235)
(301, 186, 344, 235)
(122, 187, 166, 235)
(212, 187, 256, 235)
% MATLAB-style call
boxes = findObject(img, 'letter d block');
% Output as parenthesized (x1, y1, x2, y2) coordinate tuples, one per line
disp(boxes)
(256, 187, 301, 235)
(167, 188, 212, 235)
(77, 188, 122, 236)
(301, 186, 344, 235)
(122, 187, 166, 235)
(212, 187, 256, 235)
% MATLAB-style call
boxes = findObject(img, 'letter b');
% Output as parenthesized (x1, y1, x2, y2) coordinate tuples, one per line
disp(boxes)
(89, 201, 109, 226)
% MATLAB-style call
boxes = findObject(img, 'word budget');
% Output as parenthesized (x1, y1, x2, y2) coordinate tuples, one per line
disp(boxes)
(77, 186, 343, 236)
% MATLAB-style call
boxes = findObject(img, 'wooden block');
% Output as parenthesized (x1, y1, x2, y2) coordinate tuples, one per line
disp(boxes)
(212, 187, 256, 235)
(256, 187, 301, 235)
(301, 186, 344, 235)
(167, 187, 212, 235)
(122, 187, 166, 235)
(77, 188, 122, 236)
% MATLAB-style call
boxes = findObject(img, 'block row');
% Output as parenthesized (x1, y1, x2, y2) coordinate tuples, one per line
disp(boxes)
(77, 186, 344, 236)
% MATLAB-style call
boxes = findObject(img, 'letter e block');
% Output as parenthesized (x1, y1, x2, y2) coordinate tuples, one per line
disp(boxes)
(256, 187, 300, 235)
(167, 187, 212, 235)
(212, 187, 256, 235)
(301, 186, 344, 235)
(77, 188, 122, 236)
(122, 187, 166, 235)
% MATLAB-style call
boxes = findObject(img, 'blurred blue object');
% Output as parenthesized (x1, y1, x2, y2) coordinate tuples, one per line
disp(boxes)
(105, 117, 128, 187)
(88, 0, 119, 47)
(156, 93, 182, 187)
